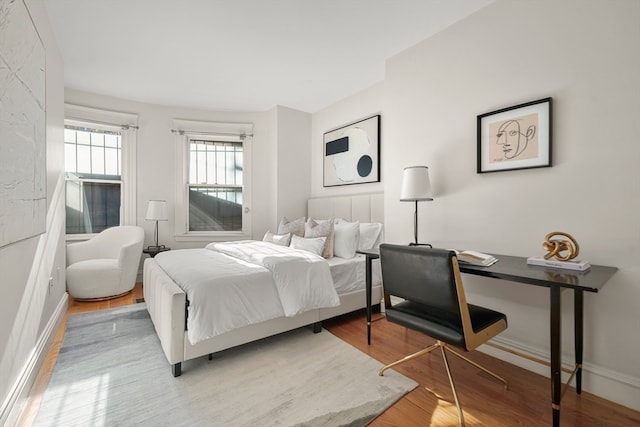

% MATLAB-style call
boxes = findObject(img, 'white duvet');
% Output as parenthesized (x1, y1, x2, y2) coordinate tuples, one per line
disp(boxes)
(154, 241, 340, 344)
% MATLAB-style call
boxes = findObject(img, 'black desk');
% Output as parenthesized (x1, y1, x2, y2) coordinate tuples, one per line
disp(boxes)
(362, 248, 617, 427)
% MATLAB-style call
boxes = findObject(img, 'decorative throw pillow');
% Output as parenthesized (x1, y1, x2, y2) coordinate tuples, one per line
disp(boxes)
(277, 216, 305, 237)
(304, 218, 334, 258)
(358, 222, 383, 251)
(290, 234, 326, 256)
(333, 220, 360, 259)
(262, 231, 291, 246)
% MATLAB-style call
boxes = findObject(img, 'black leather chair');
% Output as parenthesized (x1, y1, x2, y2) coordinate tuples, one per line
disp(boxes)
(379, 244, 508, 426)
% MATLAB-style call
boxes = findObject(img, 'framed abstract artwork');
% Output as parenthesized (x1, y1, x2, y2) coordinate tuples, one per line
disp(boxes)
(0, 0, 47, 247)
(477, 98, 552, 173)
(323, 115, 380, 187)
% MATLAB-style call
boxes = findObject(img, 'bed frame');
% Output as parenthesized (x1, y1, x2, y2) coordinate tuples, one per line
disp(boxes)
(143, 193, 384, 376)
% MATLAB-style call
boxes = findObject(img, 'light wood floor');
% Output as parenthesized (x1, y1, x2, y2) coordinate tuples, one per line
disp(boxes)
(324, 312, 640, 427)
(18, 283, 640, 427)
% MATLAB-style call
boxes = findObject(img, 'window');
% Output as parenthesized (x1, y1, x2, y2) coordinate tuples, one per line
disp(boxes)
(173, 119, 252, 241)
(64, 104, 138, 238)
(64, 126, 122, 234)
(188, 140, 243, 232)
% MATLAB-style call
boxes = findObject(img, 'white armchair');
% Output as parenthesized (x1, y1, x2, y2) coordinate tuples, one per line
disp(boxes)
(66, 226, 145, 300)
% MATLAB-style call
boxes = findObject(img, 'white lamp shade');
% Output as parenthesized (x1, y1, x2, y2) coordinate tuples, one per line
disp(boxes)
(400, 166, 433, 201)
(145, 200, 168, 221)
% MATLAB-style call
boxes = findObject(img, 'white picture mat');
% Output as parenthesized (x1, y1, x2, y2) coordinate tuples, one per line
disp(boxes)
(323, 115, 380, 186)
(479, 100, 551, 173)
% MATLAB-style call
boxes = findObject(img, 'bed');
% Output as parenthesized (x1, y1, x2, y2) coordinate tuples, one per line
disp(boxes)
(143, 193, 384, 376)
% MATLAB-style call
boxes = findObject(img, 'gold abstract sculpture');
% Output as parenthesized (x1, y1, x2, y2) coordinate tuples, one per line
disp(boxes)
(542, 232, 580, 261)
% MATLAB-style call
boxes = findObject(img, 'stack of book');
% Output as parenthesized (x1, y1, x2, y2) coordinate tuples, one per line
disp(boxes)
(526, 256, 591, 271)
(455, 250, 498, 267)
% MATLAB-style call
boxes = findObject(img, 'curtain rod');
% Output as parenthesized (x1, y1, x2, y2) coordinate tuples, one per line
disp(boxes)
(66, 116, 139, 130)
(171, 129, 253, 138)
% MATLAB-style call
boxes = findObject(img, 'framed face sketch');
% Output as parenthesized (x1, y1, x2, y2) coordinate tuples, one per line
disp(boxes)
(323, 115, 380, 187)
(477, 98, 552, 173)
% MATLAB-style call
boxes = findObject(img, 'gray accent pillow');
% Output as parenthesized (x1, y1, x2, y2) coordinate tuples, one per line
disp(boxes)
(305, 218, 334, 258)
(277, 216, 305, 237)
(263, 231, 291, 246)
(290, 235, 326, 256)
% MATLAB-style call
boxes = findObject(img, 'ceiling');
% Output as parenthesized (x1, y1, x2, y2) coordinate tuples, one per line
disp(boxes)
(43, 0, 492, 113)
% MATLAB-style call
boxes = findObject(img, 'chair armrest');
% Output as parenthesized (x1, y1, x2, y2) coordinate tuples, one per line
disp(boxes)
(118, 240, 143, 268)
(66, 240, 95, 265)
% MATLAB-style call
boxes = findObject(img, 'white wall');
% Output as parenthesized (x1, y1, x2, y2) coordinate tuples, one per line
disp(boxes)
(0, 0, 66, 424)
(313, 0, 640, 410)
(274, 106, 312, 226)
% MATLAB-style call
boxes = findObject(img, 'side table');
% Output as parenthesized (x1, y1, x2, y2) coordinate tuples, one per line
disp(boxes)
(356, 248, 384, 345)
(143, 246, 171, 258)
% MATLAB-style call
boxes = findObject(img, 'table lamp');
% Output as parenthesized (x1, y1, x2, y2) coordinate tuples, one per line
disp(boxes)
(400, 166, 433, 246)
(145, 200, 168, 250)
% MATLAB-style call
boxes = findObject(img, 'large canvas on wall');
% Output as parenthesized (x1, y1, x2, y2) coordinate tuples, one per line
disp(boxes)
(0, 0, 47, 247)
(323, 115, 380, 187)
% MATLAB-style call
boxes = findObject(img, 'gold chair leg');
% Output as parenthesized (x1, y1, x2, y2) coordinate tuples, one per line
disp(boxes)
(440, 345, 465, 427)
(378, 340, 507, 427)
(379, 342, 440, 376)
(446, 346, 508, 389)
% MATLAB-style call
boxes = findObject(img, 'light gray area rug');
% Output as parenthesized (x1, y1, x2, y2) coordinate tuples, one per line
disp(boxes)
(34, 304, 417, 426)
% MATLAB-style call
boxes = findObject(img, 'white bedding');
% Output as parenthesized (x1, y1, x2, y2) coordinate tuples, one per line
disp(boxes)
(207, 240, 339, 316)
(154, 241, 339, 345)
(327, 254, 382, 294)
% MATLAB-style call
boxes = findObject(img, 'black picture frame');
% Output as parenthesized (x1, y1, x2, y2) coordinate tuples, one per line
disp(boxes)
(477, 98, 552, 173)
(323, 115, 380, 187)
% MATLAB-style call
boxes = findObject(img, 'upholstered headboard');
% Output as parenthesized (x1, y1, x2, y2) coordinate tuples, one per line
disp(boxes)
(307, 193, 384, 223)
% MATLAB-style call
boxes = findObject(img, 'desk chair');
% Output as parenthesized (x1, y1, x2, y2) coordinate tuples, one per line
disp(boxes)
(379, 244, 508, 426)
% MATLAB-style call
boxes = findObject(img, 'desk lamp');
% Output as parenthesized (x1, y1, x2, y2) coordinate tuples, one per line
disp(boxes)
(400, 166, 433, 246)
(145, 200, 168, 250)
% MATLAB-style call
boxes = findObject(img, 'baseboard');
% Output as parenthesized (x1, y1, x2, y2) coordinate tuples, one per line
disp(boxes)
(1, 293, 68, 427)
(479, 335, 640, 412)
(582, 361, 640, 412)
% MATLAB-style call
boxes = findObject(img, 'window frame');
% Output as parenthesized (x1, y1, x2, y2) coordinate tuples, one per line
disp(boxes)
(173, 119, 253, 242)
(64, 104, 138, 241)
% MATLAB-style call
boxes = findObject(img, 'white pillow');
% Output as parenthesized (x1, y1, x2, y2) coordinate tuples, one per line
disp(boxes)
(277, 216, 305, 237)
(290, 234, 326, 256)
(262, 231, 291, 246)
(358, 222, 383, 250)
(304, 218, 334, 258)
(333, 220, 360, 259)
